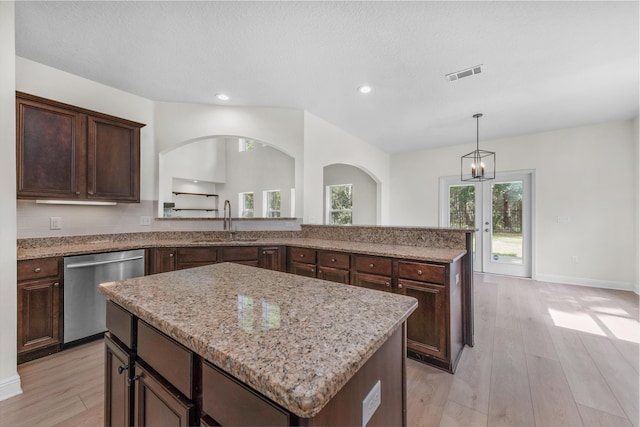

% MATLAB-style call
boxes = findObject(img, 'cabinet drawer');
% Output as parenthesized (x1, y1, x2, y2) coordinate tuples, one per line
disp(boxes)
(354, 255, 392, 275)
(398, 261, 446, 285)
(289, 247, 316, 264)
(106, 301, 135, 350)
(220, 246, 259, 261)
(137, 321, 194, 399)
(17, 258, 59, 282)
(317, 251, 350, 269)
(177, 247, 217, 263)
(202, 361, 289, 427)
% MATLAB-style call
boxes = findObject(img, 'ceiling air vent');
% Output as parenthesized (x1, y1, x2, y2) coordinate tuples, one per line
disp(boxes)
(446, 64, 483, 82)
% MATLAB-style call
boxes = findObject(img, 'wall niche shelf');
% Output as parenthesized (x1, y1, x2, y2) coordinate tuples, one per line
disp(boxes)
(170, 191, 219, 216)
(172, 192, 218, 197)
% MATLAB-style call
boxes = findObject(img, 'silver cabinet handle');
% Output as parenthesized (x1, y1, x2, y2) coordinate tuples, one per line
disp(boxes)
(34, 267, 41, 273)
(53, 282, 59, 287)
(331, 258, 336, 262)
(417, 270, 423, 275)
(369, 263, 374, 268)
(398, 283, 403, 289)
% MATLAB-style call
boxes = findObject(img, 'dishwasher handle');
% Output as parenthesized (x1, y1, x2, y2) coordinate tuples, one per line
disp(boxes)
(66, 255, 144, 269)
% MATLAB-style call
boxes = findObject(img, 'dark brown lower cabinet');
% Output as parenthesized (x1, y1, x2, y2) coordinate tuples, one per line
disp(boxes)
(17, 257, 63, 363)
(352, 272, 393, 293)
(150, 248, 176, 274)
(289, 261, 316, 278)
(105, 334, 134, 427)
(133, 362, 195, 427)
(398, 279, 447, 361)
(317, 266, 350, 284)
(259, 246, 285, 271)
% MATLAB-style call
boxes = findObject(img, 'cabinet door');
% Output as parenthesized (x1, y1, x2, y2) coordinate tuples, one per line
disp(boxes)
(87, 116, 140, 202)
(259, 246, 285, 271)
(134, 362, 195, 427)
(152, 248, 176, 274)
(17, 279, 61, 353)
(105, 334, 134, 427)
(176, 247, 217, 270)
(317, 267, 350, 284)
(352, 272, 392, 293)
(16, 97, 85, 199)
(398, 279, 448, 360)
(289, 261, 316, 278)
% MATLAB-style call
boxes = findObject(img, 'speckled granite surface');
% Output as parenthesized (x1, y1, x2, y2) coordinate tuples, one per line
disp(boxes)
(98, 262, 418, 418)
(17, 228, 467, 263)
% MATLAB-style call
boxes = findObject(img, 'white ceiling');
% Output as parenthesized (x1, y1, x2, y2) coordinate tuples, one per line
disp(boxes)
(14, 1, 639, 154)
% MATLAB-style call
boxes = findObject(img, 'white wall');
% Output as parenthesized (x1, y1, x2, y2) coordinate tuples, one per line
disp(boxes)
(154, 101, 304, 217)
(0, 1, 21, 401)
(218, 139, 295, 218)
(303, 112, 390, 225)
(324, 164, 377, 225)
(391, 119, 637, 291)
(635, 116, 639, 294)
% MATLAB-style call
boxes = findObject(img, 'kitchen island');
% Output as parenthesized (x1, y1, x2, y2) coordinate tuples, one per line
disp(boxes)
(99, 262, 418, 426)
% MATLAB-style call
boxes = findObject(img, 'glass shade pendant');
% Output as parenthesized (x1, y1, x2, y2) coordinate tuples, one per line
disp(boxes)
(461, 113, 495, 182)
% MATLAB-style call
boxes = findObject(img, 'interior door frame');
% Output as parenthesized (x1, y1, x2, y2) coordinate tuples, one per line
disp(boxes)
(439, 169, 536, 278)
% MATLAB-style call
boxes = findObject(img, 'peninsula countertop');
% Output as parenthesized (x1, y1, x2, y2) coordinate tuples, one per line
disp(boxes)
(17, 233, 467, 264)
(98, 262, 418, 418)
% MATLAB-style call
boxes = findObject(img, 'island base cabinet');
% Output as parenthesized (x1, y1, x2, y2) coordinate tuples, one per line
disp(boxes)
(202, 362, 290, 426)
(105, 334, 134, 427)
(133, 362, 195, 427)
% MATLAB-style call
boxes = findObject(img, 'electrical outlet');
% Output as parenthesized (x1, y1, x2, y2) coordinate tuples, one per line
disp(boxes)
(557, 216, 571, 223)
(50, 217, 62, 230)
(572, 255, 579, 263)
(140, 216, 152, 226)
(362, 380, 381, 427)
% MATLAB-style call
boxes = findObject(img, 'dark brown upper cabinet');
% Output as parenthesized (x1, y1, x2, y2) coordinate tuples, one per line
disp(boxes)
(16, 92, 145, 203)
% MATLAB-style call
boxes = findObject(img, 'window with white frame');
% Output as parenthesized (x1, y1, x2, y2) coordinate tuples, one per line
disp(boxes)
(327, 184, 352, 225)
(239, 192, 254, 217)
(264, 190, 281, 218)
(238, 138, 255, 152)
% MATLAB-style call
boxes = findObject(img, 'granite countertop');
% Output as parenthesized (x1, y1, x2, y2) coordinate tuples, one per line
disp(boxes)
(17, 236, 465, 263)
(98, 262, 418, 418)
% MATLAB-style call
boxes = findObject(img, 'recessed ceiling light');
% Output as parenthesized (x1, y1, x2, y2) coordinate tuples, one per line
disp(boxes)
(357, 85, 372, 94)
(193, 180, 199, 183)
(215, 93, 229, 101)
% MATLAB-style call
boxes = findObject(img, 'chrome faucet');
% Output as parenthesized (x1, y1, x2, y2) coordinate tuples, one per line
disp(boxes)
(223, 200, 232, 232)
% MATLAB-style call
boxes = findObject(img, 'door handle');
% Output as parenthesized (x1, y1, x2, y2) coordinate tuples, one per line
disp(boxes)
(485, 228, 489, 232)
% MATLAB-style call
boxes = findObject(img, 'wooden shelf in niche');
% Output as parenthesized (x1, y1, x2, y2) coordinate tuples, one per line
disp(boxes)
(172, 192, 218, 197)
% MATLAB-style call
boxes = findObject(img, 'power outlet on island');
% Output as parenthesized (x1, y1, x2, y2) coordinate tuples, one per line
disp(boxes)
(362, 380, 381, 427)
(140, 216, 152, 226)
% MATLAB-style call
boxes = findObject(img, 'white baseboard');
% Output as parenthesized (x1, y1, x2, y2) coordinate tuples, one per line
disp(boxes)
(535, 274, 636, 293)
(0, 374, 22, 401)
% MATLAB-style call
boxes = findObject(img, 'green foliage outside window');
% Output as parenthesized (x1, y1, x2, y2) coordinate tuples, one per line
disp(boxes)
(329, 184, 352, 225)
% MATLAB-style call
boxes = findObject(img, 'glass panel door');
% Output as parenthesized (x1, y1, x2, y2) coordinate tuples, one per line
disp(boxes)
(442, 171, 532, 277)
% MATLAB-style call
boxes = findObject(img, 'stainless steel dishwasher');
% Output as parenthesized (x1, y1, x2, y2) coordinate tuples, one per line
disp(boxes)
(63, 249, 145, 344)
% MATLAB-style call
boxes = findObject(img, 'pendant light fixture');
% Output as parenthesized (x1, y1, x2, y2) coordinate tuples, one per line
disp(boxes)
(461, 113, 495, 181)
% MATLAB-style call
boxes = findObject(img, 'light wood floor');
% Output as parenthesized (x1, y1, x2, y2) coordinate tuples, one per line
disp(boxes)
(1, 273, 638, 427)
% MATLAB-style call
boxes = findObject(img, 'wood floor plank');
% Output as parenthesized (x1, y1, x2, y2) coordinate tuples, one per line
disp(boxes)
(406, 359, 453, 426)
(578, 404, 635, 427)
(526, 353, 583, 427)
(518, 283, 558, 360)
(439, 399, 488, 427)
(546, 318, 627, 418)
(447, 276, 496, 415)
(487, 326, 535, 427)
(579, 334, 640, 427)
